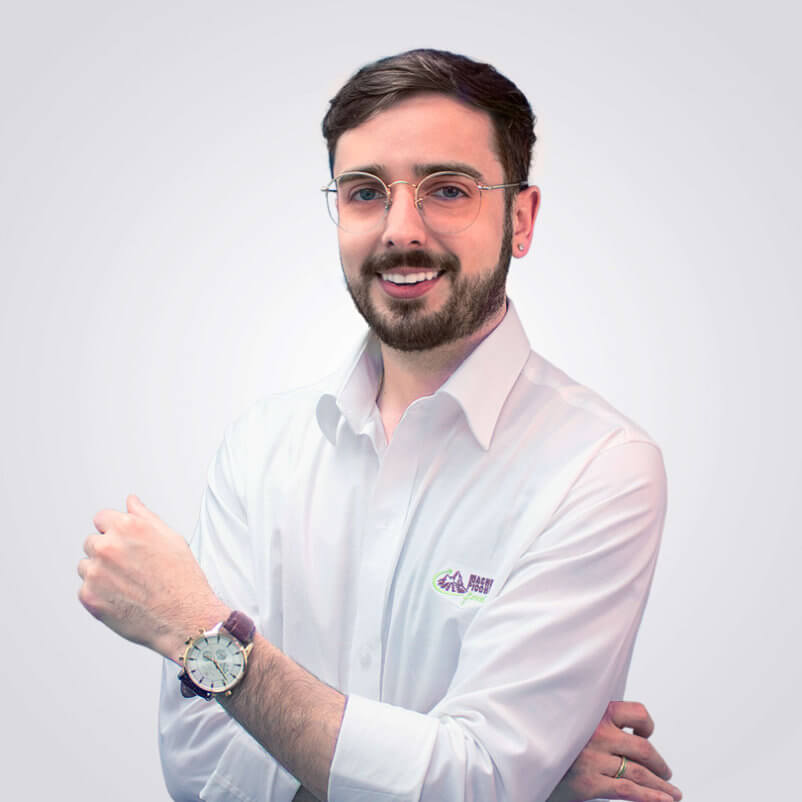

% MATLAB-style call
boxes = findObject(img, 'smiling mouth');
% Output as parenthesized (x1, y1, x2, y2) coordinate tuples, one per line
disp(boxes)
(378, 269, 446, 286)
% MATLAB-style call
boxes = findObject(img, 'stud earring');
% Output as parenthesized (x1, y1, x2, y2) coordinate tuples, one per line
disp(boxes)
(517, 244, 525, 252)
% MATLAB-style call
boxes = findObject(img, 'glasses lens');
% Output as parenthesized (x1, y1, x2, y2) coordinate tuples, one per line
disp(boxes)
(329, 172, 388, 232)
(417, 173, 481, 234)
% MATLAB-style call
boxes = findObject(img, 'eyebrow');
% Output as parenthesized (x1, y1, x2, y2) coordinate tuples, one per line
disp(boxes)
(340, 162, 486, 182)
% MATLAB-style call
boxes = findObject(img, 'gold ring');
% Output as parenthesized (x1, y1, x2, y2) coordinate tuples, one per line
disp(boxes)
(615, 756, 628, 779)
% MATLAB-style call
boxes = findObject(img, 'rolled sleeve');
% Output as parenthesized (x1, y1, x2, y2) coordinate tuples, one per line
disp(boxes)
(328, 695, 440, 801)
(329, 440, 667, 802)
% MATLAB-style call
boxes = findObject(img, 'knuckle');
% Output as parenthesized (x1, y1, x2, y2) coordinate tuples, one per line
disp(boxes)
(641, 741, 660, 766)
(627, 761, 646, 784)
(574, 775, 599, 798)
(633, 738, 652, 764)
(93, 536, 121, 563)
(126, 514, 147, 537)
(614, 778, 639, 799)
(93, 537, 110, 557)
(78, 584, 95, 609)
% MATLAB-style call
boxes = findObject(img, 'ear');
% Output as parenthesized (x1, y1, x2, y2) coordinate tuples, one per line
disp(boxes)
(511, 186, 540, 258)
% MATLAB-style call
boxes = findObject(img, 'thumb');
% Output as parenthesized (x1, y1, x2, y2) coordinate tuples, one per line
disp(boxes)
(126, 493, 160, 522)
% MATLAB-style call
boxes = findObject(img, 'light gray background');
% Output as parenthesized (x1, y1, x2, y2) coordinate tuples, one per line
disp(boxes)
(2, 1, 799, 799)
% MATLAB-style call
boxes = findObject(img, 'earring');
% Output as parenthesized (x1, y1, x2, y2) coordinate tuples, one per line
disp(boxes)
(517, 244, 525, 252)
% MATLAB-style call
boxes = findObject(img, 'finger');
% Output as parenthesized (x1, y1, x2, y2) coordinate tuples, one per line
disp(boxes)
(126, 493, 160, 523)
(605, 775, 679, 802)
(93, 508, 126, 534)
(77, 557, 90, 580)
(617, 733, 671, 781)
(608, 701, 655, 739)
(607, 756, 682, 801)
(83, 533, 101, 557)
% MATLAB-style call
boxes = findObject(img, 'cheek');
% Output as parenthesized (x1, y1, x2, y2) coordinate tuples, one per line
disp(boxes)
(339, 232, 379, 272)
(448, 230, 497, 271)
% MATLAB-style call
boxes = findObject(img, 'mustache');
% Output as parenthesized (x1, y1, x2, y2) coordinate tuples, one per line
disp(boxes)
(362, 249, 459, 277)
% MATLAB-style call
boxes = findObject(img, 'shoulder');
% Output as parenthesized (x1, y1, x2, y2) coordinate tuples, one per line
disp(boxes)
(220, 372, 337, 470)
(493, 349, 666, 511)
(514, 349, 662, 450)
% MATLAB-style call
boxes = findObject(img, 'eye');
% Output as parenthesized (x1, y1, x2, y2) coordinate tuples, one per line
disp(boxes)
(337, 175, 388, 205)
(350, 186, 385, 203)
(432, 184, 468, 199)
(420, 174, 476, 203)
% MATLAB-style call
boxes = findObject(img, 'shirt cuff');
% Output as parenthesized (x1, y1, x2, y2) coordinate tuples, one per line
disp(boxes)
(200, 728, 300, 802)
(328, 694, 440, 801)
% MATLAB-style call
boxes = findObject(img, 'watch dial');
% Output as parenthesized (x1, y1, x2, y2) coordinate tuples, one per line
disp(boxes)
(185, 633, 245, 692)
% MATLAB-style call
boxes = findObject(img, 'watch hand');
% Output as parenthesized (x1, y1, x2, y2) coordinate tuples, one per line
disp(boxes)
(211, 658, 229, 681)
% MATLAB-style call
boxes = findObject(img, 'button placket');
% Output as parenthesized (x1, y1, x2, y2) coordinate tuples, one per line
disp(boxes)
(349, 425, 419, 698)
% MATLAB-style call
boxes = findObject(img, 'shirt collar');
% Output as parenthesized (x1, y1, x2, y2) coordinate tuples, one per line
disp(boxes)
(316, 299, 531, 451)
(438, 298, 531, 450)
(316, 332, 383, 446)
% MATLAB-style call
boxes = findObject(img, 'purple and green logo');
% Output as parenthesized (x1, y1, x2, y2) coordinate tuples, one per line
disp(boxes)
(432, 568, 495, 606)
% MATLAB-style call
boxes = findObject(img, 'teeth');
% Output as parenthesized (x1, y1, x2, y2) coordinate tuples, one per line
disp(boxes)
(381, 270, 440, 285)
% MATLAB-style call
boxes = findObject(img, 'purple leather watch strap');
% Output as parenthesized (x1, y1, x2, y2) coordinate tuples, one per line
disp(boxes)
(223, 611, 255, 645)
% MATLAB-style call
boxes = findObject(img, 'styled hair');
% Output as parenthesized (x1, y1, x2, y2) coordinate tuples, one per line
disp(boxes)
(321, 48, 536, 189)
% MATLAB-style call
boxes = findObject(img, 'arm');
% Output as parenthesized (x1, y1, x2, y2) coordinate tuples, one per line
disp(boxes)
(158, 424, 303, 802)
(325, 441, 669, 801)
(288, 701, 683, 802)
(80, 440, 670, 801)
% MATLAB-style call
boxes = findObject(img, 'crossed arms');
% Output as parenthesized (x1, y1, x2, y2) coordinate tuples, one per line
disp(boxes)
(82, 429, 679, 800)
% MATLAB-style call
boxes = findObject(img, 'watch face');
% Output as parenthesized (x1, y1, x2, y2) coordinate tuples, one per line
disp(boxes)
(183, 631, 246, 693)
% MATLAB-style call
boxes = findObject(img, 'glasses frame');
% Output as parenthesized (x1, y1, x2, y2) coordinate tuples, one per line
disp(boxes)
(321, 170, 528, 234)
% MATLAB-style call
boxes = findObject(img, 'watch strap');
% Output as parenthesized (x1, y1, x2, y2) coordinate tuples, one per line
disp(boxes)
(180, 671, 212, 700)
(223, 611, 255, 645)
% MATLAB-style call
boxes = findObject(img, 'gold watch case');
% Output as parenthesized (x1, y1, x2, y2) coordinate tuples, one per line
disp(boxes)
(179, 624, 253, 697)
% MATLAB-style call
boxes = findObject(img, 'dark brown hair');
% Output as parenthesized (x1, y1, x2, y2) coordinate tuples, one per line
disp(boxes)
(321, 49, 536, 190)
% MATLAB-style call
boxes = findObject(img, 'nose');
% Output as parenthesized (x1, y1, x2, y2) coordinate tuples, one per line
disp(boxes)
(381, 182, 428, 249)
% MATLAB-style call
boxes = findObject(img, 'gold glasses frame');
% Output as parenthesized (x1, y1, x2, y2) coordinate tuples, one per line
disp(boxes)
(321, 170, 527, 234)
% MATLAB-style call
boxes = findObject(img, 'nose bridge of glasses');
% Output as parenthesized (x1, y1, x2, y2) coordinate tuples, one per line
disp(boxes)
(386, 179, 423, 210)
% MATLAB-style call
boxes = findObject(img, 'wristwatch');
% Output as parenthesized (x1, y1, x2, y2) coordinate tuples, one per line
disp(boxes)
(177, 611, 255, 700)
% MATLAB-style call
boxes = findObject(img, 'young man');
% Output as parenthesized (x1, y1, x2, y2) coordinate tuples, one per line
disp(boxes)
(79, 50, 682, 802)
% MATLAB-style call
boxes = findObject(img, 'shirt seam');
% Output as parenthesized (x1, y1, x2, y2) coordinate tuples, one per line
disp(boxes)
(201, 771, 258, 802)
(500, 437, 663, 567)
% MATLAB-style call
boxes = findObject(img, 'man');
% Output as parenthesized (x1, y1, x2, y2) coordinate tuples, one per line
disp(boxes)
(79, 49, 682, 802)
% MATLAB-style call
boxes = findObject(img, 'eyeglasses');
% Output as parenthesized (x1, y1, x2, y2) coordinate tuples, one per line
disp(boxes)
(321, 170, 527, 235)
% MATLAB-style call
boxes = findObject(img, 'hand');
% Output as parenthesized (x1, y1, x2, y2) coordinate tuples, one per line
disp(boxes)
(78, 494, 229, 662)
(546, 701, 682, 802)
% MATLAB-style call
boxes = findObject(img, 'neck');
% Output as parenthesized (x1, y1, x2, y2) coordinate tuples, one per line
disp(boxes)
(376, 301, 507, 441)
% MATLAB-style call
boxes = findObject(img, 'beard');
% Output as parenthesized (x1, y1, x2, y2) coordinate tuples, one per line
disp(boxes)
(342, 216, 513, 352)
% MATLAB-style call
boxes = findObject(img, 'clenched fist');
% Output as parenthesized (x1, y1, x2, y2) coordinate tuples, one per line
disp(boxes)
(78, 494, 229, 662)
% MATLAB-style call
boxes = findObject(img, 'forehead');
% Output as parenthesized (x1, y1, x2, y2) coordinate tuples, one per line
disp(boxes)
(333, 93, 502, 180)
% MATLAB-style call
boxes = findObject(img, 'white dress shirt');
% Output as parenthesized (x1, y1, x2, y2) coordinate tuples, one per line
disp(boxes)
(159, 299, 668, 802)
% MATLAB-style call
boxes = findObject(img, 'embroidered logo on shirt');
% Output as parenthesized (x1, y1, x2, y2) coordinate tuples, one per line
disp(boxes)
(432, 569, 495, 606)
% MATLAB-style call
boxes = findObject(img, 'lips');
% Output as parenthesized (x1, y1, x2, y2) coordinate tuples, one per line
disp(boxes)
(361, 250, 457, 301)
(378, 269, 445, 299)
(379, 268, 444, 285)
